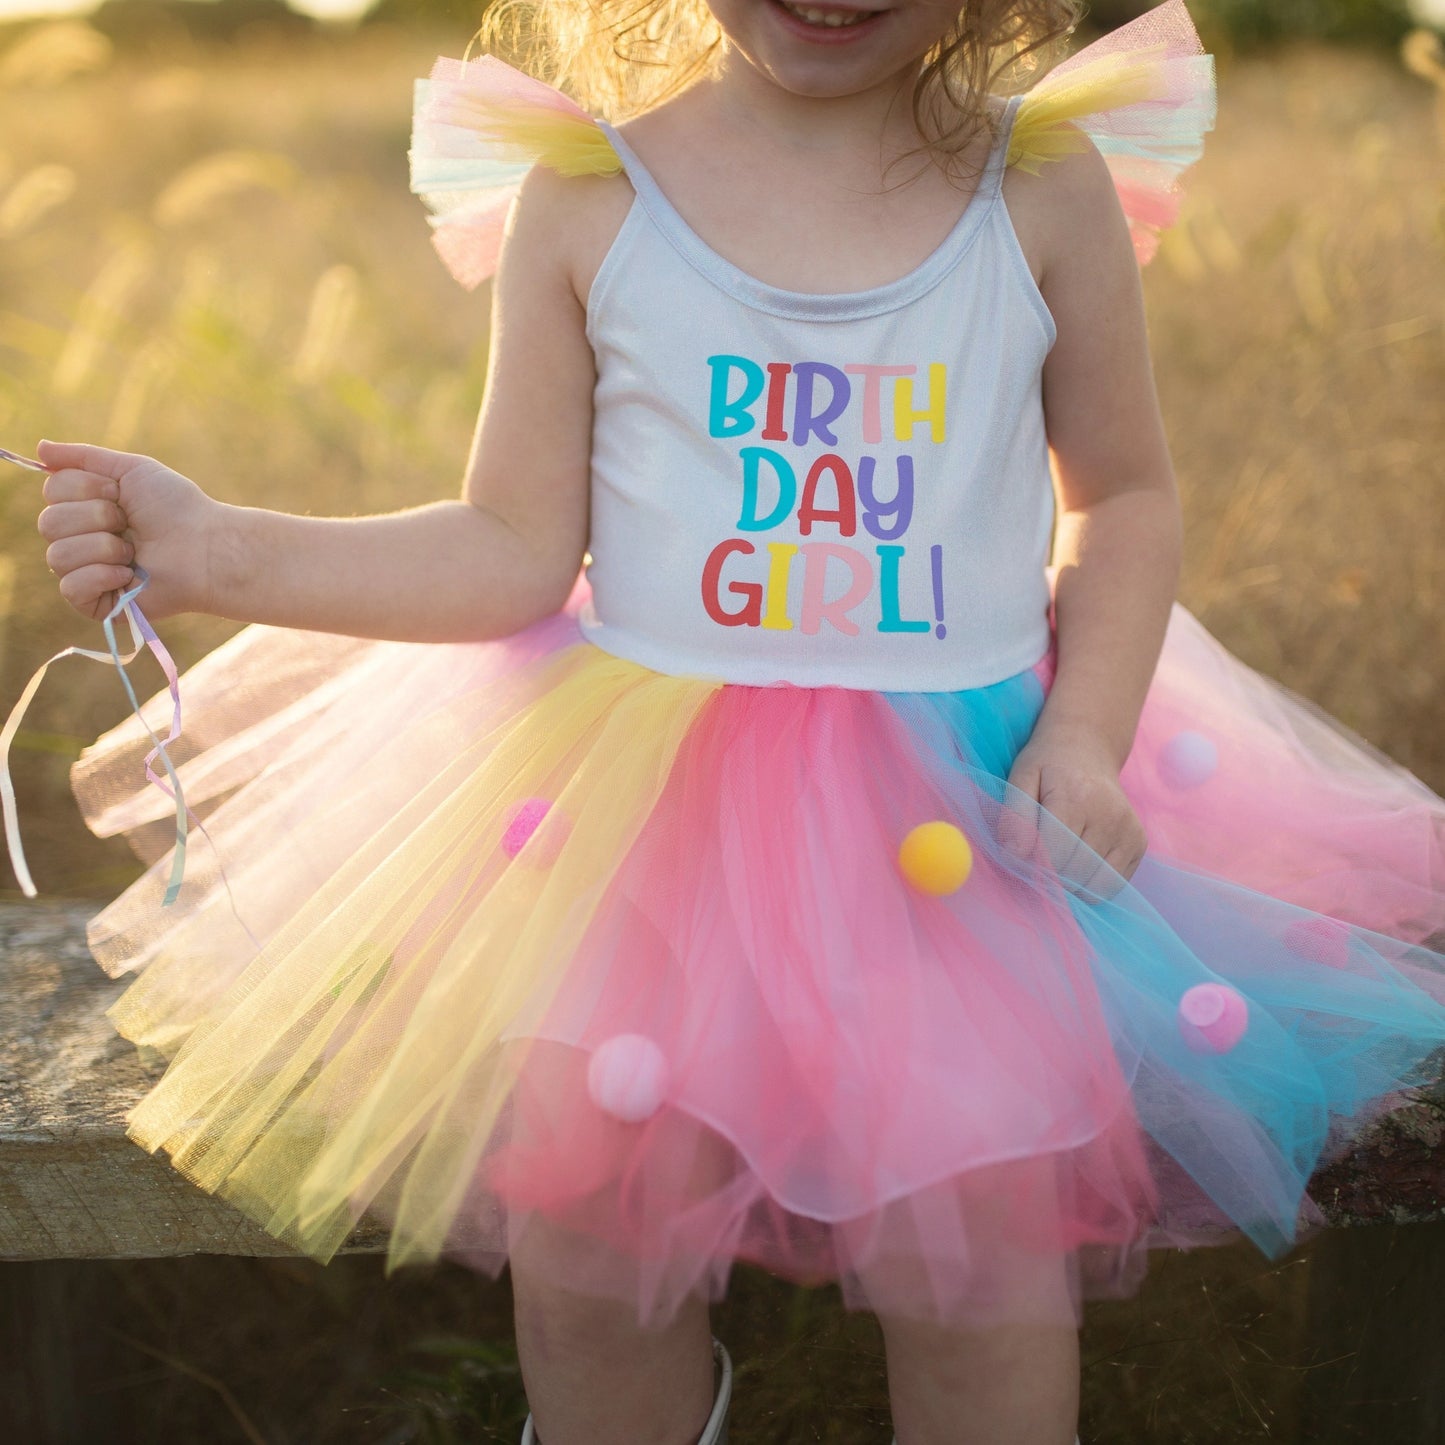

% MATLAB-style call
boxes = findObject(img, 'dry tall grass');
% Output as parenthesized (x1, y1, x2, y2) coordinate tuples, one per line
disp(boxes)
(0, 22, 1441, 1443)
(0, 21, 1441, 903)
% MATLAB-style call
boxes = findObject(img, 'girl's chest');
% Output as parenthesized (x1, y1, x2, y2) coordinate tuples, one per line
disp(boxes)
(602, 110, 1040, 295)
(660, 165, 985, 294)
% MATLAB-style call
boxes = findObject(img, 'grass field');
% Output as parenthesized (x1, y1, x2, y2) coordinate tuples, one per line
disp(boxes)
(0, 16, 1442, 1444)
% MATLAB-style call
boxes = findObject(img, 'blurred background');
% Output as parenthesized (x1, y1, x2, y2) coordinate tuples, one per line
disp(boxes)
(0, 0, 1442, 1441)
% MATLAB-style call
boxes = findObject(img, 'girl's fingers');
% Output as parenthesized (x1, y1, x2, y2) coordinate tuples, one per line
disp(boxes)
(36, 439, 141, 478)
(1040, 800, 1096, 892)
(1053, 807, 1137, 901)
(1108, 839, 1146, 882)
(42, 467, 120, 504)
(37, 497, 127, 541)
(1093, 821, 1146, 890)
(46, 531, 134, 576)
(57, 562, 135, 616)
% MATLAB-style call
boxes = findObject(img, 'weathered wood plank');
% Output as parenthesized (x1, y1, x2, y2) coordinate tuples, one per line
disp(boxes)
(0, 900, 386, 1259)
(3, 900, 1444, 1261)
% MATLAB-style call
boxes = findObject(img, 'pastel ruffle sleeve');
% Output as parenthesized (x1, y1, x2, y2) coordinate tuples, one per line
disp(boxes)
(1009, 0, 1217, 264)
(409, 55, 620, 290)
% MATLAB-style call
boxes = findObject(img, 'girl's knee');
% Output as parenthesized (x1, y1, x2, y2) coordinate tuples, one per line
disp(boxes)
(510, 1212, 713, 1345)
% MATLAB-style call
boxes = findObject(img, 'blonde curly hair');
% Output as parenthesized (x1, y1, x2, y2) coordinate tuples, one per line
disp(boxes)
(479, 0, 1083, 169)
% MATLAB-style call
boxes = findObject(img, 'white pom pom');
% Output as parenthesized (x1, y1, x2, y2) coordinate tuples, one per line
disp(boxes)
(1159, 729, 1218, 790)
(587, 1034, 670, 1123)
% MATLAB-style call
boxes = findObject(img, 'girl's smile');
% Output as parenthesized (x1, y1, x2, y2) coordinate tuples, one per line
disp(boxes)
(770, 1, 891, 41)
(708, 0, 959, 103)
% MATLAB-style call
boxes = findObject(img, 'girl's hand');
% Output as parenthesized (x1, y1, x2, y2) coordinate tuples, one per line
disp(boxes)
(35, 441, 221, 622)
(1007, 725, 1147, 891)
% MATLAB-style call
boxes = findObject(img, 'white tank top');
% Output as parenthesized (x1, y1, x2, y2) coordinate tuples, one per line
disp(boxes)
(579, 96, 1057, 692)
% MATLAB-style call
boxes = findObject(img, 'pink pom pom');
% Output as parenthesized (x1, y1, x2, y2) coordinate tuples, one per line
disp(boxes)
(1159, 729, 1218, 790)
(1178, 983, 1249, 1054)
(1284, 916, 1353, 970)
(501, 797, 569, 865)
(587, 1034, 670, 1123)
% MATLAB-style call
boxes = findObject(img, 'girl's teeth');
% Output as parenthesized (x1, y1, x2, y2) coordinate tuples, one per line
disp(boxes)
(782, 2, 873, 26)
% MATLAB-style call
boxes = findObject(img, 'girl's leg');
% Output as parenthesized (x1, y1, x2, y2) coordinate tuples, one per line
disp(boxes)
(867, 1164, 1083, 1445)
(509, 1213, 718, 1445)
(878, 1311, 1080, 1445)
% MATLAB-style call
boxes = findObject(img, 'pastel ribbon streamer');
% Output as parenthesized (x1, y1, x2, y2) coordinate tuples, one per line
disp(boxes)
(1, 558, 190, 905)
(0, 447, 46, 471)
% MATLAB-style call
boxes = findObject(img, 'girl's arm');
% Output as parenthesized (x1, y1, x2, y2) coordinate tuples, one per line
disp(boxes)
(1004, 140, 1184, 881)
(37, 167, 594, 644)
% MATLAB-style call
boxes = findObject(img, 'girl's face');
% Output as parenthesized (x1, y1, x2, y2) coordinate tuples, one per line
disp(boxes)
(703, 0, 963, 102)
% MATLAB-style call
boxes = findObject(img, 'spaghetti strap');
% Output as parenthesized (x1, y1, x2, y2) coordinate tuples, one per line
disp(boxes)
(984, 95, 1026, 202)
(594, 120, 670, 215)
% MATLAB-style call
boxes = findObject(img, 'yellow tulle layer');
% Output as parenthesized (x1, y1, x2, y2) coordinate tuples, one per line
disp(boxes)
(1009, 52, 1168, 175)
(448, 100, 621, 178)
(112, 644, 718, 1268)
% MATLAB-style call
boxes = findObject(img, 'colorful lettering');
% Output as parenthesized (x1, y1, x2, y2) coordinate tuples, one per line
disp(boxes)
(761, 543, 799, 631)
(858, 455, 915, 541)
(876, 545, 931, 633)
(799, 544, 873, 636)
(708, 355, 764, 438)
(792, 362, 851, 448)
(930, 543, 947, 640)
(701, 353, 955, 649)
(843, 364, 916, 445)
(737, 447, 797, 531)
(762, 362, 791, 442)
(701, 539, 763, 626)
(893, 363, 947, 444)
(798, 455, 858, 537)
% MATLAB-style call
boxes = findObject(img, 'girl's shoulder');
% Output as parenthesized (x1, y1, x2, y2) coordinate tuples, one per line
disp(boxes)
(1001, 122, 1127, 295)
(495, 162, 633, 312)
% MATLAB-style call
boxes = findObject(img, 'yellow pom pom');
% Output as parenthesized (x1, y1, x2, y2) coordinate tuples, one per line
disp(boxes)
(898, 822, 973, 896)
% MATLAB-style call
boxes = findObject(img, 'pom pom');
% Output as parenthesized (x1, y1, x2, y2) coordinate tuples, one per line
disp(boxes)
(501, 797, 569, 864)
(1159, 729, 1218, 790)
(587, 1034, 670, 1123)
(1178, 982, 1249, 1054)
(1284, 916, 1353, 970)
(898, 822, 974, 896)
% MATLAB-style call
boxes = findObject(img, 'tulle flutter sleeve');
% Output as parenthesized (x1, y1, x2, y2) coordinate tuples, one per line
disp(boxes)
(409, 56, 620, 290)
(1009, 0, 1218, 264)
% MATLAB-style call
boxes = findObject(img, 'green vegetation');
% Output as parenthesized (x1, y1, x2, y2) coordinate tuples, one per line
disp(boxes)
(1189, 0, 1417, 47)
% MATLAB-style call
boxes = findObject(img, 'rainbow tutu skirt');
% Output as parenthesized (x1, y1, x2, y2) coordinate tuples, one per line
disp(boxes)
(72, 586, 1445, 1329)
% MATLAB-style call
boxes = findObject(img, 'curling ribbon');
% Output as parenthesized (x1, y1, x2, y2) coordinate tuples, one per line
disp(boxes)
(2, 564, 191, 906)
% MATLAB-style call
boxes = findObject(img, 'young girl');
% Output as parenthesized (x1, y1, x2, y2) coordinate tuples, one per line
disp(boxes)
(28, 1, 1445, 1442)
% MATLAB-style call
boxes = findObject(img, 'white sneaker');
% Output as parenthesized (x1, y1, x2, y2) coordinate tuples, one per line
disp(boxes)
(520, 1335, 733, 1444)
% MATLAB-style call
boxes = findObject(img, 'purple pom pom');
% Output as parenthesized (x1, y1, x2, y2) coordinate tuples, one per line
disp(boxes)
(1159, 729, 1219, 790)
(501, 797, 568, 865)
(1178, 982, 1249, 1054)
(587, 1034, 670, 1123)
